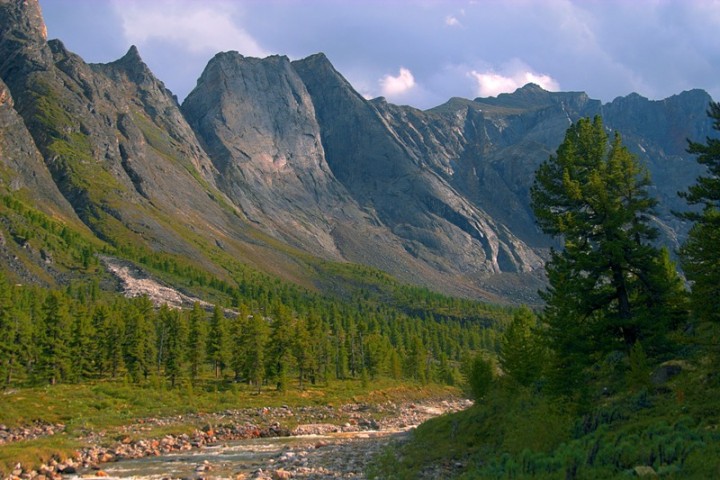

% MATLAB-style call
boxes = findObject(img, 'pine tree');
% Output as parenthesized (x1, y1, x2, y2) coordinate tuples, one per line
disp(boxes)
(123, 297, 156, 383)
(267, 305, 294, 391)
(292, 317, 313, 389)
(679, 102, 720, 323)
(530, 117, 687, 385)
(104, 306, 126, 379)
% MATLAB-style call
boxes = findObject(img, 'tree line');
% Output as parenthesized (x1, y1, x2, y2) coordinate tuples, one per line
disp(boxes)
(0, 276, 504, 390)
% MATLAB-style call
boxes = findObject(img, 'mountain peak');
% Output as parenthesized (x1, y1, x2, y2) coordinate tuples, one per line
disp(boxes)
(105, 44, 158, 86)
(517, 83, 547, 94)
(123, 45, 142, 62)
(0, 0, 47, 45)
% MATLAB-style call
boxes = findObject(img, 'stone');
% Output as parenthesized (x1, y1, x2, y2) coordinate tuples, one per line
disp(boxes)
(634, 465, 657, 477)
(272, 469, 292, 480)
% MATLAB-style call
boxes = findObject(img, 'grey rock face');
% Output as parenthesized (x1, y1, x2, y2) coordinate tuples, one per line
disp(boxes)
(182, 52, 359, 258)
(0, 1, 713, 301)
(292, 55, 544, 276)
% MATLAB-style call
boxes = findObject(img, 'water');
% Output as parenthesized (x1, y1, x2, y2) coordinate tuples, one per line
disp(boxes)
(73, 430, 401, 479)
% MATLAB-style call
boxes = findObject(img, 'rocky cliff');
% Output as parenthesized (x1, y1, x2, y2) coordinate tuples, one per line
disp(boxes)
(0, 0, 713, 302)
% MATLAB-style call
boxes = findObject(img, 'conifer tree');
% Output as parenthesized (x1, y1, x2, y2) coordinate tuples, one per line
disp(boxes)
(123, 296, 156, 382)
(243, 312, 268, 392)
(267, 305, 294, 391)
(70, 304, 96, 381)
(160, 305, 188, 387)
(38, 291, 73, 385)
(207, 304, 231, 378)
(105, 307, 126, 379)
(499, 306, 545, 387)
(530, 117, 687, 387)
(679, 102, 720, 323)
(187, 302, 208, 382)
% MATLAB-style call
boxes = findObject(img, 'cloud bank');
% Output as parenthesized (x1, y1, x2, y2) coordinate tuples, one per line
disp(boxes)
(113, 0, 267, 57)
(470, 66, 561, 98)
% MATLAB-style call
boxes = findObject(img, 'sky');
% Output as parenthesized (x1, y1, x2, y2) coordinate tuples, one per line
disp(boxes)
(38, 0, 720, 110)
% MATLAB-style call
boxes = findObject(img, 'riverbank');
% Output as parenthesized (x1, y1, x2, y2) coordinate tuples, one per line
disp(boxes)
(0, 382, 466, 479)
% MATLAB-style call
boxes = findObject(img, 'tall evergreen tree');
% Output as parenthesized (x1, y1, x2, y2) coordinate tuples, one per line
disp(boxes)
(530, 117, 686, 383)
(207, 305, 231, 378)
(267, 305, 294, 391)
(187, 302, 208, 383)
(159, 305, 188, 387)
(123, 297, 156, 383)
(70, 304, 96, 381)
(37, 291, 73, 385)
(499, 306, 545, 387)
(679, 102, 720, 323)
(243, 312, 268, 392)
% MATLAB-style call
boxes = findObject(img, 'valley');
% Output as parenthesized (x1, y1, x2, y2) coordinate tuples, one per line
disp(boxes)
(1, 0, 719, 478)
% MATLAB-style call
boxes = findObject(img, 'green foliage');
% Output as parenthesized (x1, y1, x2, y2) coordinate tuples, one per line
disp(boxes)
(499, 306, 546, 387)
(679, 102, 720, 324)
(467, 355, 494, 400)
(531, 116, 687, 395)
(627, 341, 651, 391)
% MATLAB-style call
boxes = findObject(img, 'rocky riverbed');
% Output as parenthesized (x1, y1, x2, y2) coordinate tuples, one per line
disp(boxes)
(3, 398, 471, 480)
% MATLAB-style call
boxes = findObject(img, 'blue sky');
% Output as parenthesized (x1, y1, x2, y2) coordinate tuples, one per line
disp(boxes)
(38, 0, 720, 110)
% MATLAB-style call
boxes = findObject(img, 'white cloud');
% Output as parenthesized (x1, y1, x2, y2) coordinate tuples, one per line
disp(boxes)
(380, 67, 416, 97)
(469, 64, 560, 97)
(445, 15, 461, 27)
(113, 0, 268, 57)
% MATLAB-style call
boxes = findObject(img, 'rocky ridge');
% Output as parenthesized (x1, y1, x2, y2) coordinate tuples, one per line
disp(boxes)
(0, 0, 715, 302)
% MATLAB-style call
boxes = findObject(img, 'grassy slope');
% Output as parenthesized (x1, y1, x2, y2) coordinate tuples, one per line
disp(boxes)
(370, 332, 720, 479)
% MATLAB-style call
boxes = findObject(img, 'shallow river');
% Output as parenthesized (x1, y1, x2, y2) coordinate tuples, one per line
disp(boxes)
(75, 429, 404, 479)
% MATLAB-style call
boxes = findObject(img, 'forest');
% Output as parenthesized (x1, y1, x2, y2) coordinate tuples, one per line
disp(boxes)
(0, 245, 510, 392)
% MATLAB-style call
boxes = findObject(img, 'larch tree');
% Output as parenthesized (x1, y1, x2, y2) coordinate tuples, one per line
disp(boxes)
(207, 304, 231, 379)
(187, 302, 208, 383)
(499, 306, 545, 388)
(530, 116, 686, 391)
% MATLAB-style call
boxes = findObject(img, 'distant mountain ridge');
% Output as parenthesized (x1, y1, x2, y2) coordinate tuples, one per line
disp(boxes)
(0, 0, 713, 302)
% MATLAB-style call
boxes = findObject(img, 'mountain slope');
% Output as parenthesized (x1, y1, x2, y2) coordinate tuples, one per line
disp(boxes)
(0, 0, 714, 302)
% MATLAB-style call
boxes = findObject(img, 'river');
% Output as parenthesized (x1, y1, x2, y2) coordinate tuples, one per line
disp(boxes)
(78, 429, 402, 479)
(66, 399, 471, 480)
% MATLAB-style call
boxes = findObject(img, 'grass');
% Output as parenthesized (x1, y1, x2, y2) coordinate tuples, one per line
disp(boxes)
(0, 379, 459, 475)
(369, 353, 720, 479)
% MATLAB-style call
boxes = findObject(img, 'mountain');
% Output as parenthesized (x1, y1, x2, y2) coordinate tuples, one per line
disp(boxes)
(0, 0, 713, 303)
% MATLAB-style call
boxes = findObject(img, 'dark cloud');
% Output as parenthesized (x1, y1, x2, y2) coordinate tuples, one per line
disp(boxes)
(38, 0, 719, 109)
